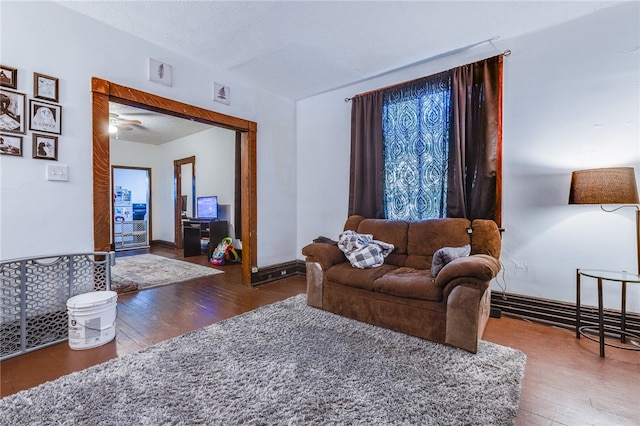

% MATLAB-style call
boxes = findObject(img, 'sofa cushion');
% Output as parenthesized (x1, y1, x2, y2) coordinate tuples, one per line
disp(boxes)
(343, 215, 366, 232)
(430, 244, 471, 277)
(356, 219, 409, 267)
(326, 263, 398, 291)
(470, 219, 502, 258)
(405, 218, 472, 269)
(372, 267, 442, 301)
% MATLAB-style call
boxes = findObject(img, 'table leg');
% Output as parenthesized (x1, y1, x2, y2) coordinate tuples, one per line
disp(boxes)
(597, 277, 605, 357)
(621, 281, 627, 344)
(576, 269, 581, 339)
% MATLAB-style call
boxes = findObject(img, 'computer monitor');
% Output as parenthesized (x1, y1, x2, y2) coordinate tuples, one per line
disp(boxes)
(196, 196, 218, 220)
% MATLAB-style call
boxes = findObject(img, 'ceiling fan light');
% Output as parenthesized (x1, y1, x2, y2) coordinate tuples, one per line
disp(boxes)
(109, 124, 117, 134)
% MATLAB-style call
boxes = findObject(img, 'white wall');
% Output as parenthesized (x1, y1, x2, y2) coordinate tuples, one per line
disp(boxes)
(111, 126, 237, 244)
(157, 126, 236, 242)
(113, 169, 149, 207)
(297, 2, 640, 311)
(0, 1, 297, 268)
(111, 139, 160, 236)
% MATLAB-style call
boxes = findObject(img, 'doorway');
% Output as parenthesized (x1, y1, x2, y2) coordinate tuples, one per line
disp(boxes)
(91, 78, 257, 285)
(112, 166, 151, 251)
(174, 156, 195, 250)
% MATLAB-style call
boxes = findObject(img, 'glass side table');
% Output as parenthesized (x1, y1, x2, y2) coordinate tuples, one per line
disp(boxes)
(576, 269, 640, 357)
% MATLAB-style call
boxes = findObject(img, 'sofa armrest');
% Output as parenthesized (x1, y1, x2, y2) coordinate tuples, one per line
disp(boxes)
(301, 242, 346, 271)
(435, 254, 500, 296)
(305, 261, 324, 308)
(445, 285, 491, 353)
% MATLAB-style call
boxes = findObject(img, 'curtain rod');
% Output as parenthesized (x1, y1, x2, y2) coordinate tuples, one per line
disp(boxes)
(344, 38, 511, 102)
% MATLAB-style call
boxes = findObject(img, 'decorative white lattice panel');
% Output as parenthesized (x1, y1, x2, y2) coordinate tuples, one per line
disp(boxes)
(0, 252, 113, 360)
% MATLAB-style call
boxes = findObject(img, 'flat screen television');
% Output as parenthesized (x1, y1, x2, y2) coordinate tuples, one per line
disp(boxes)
(196, 195, 218, 220)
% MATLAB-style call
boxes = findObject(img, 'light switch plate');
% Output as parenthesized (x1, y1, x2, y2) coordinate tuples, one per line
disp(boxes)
(46, 164, 69, 181)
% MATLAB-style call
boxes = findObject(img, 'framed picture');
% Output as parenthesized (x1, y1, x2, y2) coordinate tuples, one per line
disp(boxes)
(33, 73, 59, 102)
(32, 133, 58, 160)
(0, 65, 17, 89)
(213, 82, 230, 105)
(148, 58, 172, 87)
(0, 133, 23, 156)
(0, 89, 26, 134)
(29, 99, 61, 135)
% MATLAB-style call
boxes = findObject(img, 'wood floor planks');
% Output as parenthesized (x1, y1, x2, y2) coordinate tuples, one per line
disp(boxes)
(1, 246, 638, 425)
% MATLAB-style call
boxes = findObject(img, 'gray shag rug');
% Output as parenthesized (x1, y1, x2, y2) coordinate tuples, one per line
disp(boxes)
(110, 253, 223, 292)
(0, 294, 526, 425)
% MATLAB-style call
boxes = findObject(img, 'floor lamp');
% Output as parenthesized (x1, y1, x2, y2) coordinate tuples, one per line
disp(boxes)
(568, 167, 640, 274)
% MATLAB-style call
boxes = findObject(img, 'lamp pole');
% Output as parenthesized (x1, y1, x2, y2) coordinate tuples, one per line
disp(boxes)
(636, 208, 640, 275)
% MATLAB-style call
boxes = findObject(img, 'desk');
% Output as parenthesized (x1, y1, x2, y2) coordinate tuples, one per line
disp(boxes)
(576, 269, 640, 357)
(183, 220, 228, 257)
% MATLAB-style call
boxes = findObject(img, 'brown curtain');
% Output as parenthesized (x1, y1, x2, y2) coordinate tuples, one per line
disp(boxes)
(447, 55, 503, 225)
(348, 91, 385, 218)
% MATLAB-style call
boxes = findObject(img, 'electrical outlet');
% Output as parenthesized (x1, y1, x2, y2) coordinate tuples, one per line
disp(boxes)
(46, 164, 69, 181)
(251, 267, 258, 273)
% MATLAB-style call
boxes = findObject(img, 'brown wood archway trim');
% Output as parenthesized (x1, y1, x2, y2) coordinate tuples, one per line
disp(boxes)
(92, 77, 257, 285)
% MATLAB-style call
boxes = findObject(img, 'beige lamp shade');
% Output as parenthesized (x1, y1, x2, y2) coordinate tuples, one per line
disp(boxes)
(569, 167, 639, 205)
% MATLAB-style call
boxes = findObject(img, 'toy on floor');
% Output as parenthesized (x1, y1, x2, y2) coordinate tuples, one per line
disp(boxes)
(209, 237, 240, 265)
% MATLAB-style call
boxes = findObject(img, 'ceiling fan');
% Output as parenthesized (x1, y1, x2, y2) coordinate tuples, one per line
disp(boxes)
(109, 113, 142, 131)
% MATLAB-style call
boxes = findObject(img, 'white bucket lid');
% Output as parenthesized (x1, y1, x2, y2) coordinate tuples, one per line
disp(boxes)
(67, 291, 117, 309)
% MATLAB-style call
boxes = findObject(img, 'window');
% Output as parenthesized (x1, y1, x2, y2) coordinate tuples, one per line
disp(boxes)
(349, 55, 503, 225)
(382, 74, 451, 220)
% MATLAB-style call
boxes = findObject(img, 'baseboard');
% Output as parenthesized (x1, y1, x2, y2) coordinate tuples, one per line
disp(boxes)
(250, 260, 305, 286)
(491, 291, 640, 334)
(151, 240, 175, 249)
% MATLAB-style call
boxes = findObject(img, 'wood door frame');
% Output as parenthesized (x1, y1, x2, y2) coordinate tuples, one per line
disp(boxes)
(174, 156, 195, 250)
(92, 78, 257, 285)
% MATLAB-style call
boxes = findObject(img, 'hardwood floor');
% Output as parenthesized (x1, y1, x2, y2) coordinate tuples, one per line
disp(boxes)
(2, 247, 639, 425)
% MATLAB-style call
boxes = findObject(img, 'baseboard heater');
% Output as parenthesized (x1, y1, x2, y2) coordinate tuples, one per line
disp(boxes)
(490, 291, 640, 335)
(251, 260, 306, 286)
(276, 263, 640, 336)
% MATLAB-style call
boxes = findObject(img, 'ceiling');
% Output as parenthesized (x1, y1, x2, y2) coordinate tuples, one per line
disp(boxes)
(109, 102, 213, 145)
(57, 0, 621, 101)
(64, 1, 623, 144)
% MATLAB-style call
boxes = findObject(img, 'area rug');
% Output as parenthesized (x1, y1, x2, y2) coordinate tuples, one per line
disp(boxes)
(110, 253, 223, 292)
(0, 294, 526, 425)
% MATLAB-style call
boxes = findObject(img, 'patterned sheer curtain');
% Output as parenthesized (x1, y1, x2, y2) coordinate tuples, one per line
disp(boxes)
(382, 72, 451, 220)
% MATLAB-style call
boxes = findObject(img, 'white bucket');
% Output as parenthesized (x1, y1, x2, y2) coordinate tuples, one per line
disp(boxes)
(67, 291, 117, 350)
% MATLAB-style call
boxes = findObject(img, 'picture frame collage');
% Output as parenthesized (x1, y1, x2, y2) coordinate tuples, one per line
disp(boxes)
(1, 65, 61, 160)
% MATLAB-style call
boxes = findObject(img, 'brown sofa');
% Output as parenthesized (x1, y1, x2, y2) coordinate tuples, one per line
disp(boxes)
(301, 215, 502, 353)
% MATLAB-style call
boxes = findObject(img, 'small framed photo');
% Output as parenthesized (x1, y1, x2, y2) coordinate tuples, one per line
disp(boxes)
(29, 99, 61, 135)
(32, 133, 58, 160)
(148, 58, 172, 87)
(0, 133, 23, 156)
(34, 73, 59, 102)
(213, 82, 230, 105)
(0, 89, 26, 134)
(0, 65, 17, 89)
